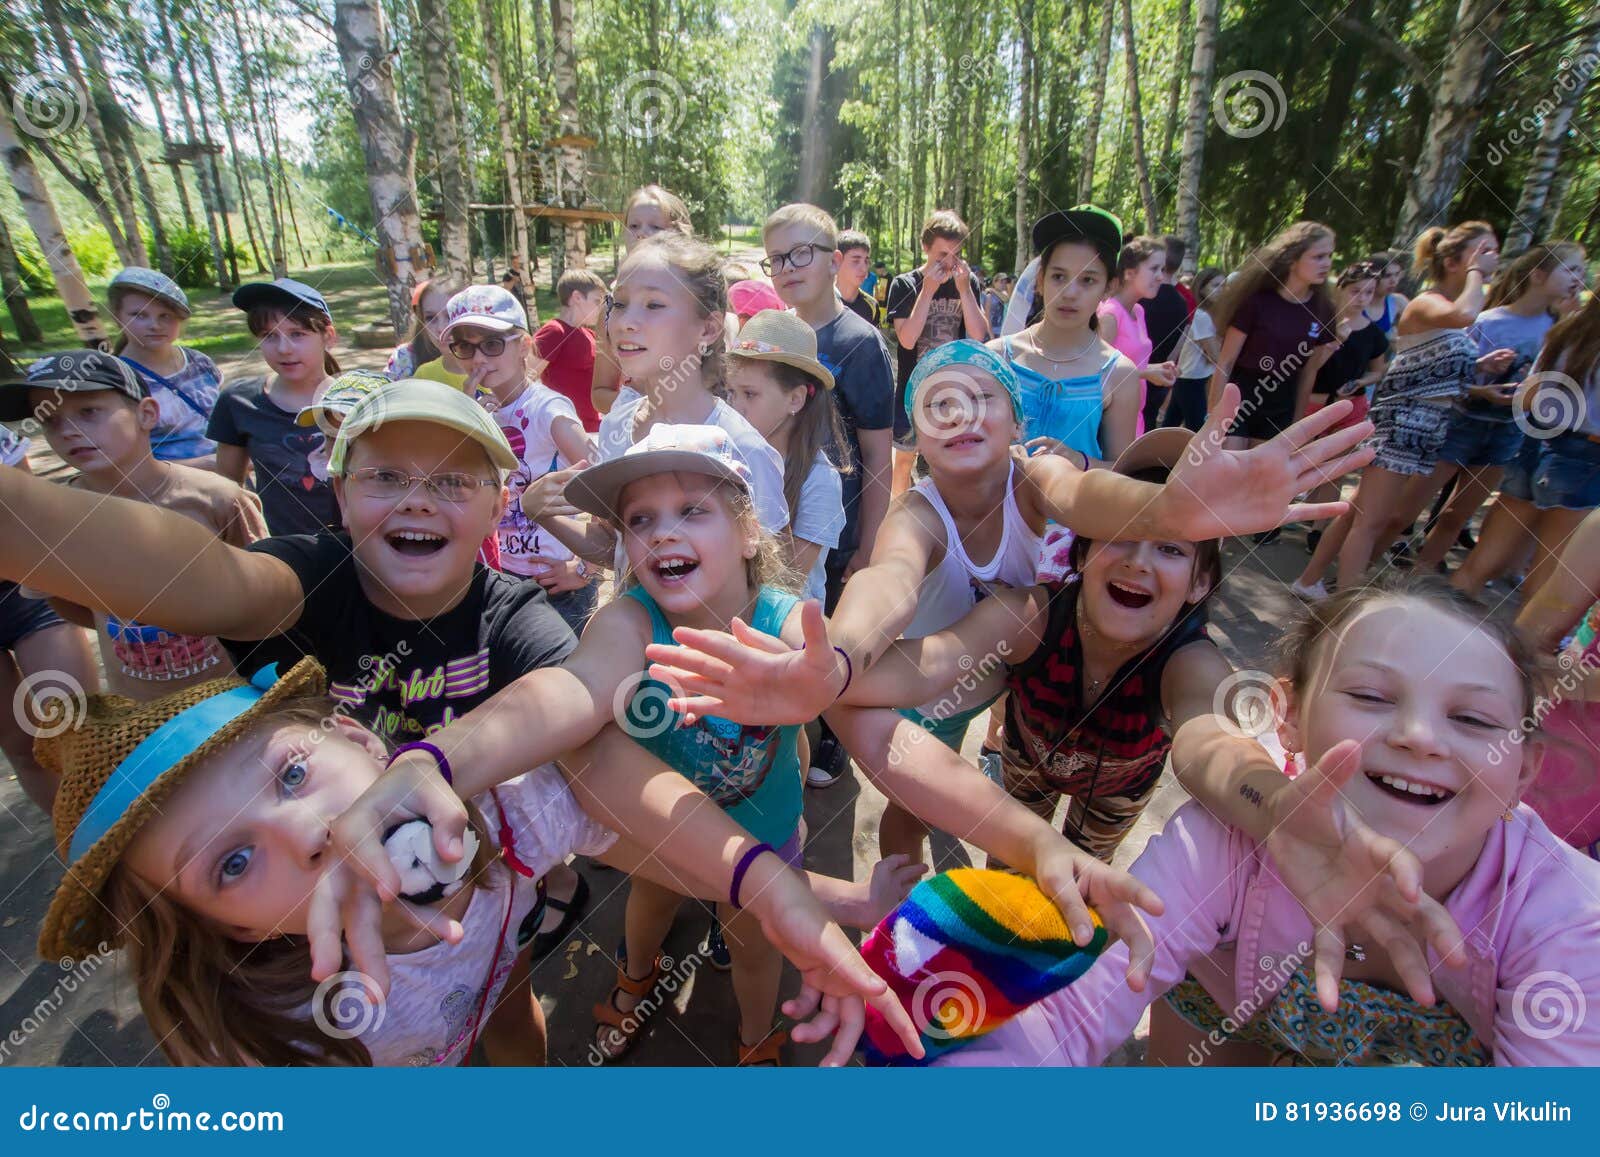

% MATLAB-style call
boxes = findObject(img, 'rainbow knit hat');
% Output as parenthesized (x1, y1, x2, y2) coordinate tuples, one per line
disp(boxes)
(858, 867, 1107, 1066)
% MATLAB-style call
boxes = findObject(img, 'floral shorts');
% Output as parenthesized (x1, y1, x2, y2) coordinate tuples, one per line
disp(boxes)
(1370, 399, 1453, 477)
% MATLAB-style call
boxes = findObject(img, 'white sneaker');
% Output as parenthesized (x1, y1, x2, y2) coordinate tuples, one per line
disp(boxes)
(805, 765, 839, 788)
(1289, 579, 1329, 601)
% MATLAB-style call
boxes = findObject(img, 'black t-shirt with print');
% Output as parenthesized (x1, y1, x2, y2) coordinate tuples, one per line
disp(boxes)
(885, 268, 984, 391)
(221, 533, 576, 742)
(206, 376, 341, 537)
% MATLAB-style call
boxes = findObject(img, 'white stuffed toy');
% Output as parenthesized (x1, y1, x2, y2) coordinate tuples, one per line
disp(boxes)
(383, 819, 481, 904)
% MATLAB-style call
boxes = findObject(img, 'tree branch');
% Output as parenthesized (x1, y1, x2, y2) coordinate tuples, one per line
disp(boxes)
(1333, 14, 1429, 82)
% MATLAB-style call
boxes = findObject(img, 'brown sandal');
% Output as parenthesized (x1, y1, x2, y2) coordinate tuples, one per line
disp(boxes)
(591, 957, 663, 1062)
(736, 1028, 787, 1067)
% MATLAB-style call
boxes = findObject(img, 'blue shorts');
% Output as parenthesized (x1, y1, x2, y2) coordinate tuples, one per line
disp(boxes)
(896, 697, 997, 752)
(0, 582, 66, 651)
(1437, 410, 1524, 469)
(1500, 434, 1600, 511)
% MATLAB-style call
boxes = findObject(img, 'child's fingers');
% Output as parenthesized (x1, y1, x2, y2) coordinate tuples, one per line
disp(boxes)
(306, 874, 355, 984)
(781, 983, 824, 1025)
(798, 598, 831, 655)
(1100, 866, 1166, 918)
(867, 987, 924, 1062)
(663, 693, 730, 718)
(787, 996, 839, 1046)
(817, 996, 865, 1067)
(730, 615, 787, 652)
(1100, 905, 1155, 993)
(1283, 500, 1350, 524)
(1353, 909, 1435, 1007)
(1046, 880, 1097, 946)
(1278, 395, 1354, 451)
(1310, 926, 1346, 1013)
(395, 900, 465, 946)
(643, 645, 735, 681)
(1193, 383, 1241, 455)
(666, 624, 751, 666)
(342, 887, 393, 996)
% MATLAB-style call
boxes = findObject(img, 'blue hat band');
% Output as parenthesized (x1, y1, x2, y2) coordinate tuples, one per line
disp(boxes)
(67, 668, 278, 863)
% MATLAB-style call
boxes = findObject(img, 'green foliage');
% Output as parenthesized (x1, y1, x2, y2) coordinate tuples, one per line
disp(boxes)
(168, 227, 216, 287)
(63, 229, 117, 278)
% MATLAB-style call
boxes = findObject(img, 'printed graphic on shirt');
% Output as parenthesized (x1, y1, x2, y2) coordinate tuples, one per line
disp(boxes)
(105, 614, 227, 682)
(329, 647, 493, 740)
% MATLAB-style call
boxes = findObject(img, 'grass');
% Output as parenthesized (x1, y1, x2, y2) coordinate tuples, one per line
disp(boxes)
(8, 260, 561, 363)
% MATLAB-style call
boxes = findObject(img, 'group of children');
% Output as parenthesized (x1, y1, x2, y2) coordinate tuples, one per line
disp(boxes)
(4, 180, 1600, 1068)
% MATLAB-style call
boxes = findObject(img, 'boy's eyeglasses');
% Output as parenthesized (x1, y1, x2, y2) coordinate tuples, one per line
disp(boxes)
(447, 336, 509, 359)
(760, 243, 834, 276)
(346, 467, 499, 504)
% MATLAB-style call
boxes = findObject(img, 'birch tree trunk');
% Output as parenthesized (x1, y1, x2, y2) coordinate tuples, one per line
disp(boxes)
(1013, 0, 1034, 276)
(1121, 0, 1160, 231)
(1160, 0, 1192, 178)
(40, 0, 145, 266)
(156, 0, 227, 286)
(184, 46, 238, 288)
(230, 7, 288, 277)
(415, 0, 473, 281)
(1077, 0, 1115, 202)
(550, 0, 587, 273)
(1503, 5, 1600, 254)
(0, 103, 108, 346)
(127, 21, 195, 229)
(480, 0, 532, 276)
(1175, 0, 1219, 273)
(333, 0, 427, 332)
(0, 213, 43, 344)
(1392, 0, 1508, 247)
(200, 26, 268, 273)
(797, 26, 828, 204)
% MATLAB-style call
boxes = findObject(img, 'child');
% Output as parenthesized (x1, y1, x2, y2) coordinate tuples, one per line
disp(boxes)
(941, 575, 1600, 1066)
(649, 341, 1376, 863)
(0, 381, 921, 1022)
(36, 657, 918, 1065)
(1334, 223, 1503, 590)
(385, 277, 469, 389)
(535, 268, 607, 432)
(1163, 266, 1225, 432)
(1361, 251, 1412, 334)
(1207, 222, 1339, 450)
(1422, 242, 1588, 579)
(726, 309, 850, 603)
(107, 267, 221, 469)
(0, 417, 98, 812)
(1097, 235, 1178, 436)
(592, 184, 697, 417)
(0, 351, 266, 701)
(522, 232, 788, 571)
(836, 229, 878, 325)
(326, 424, 1169, 1060)
(885, 210, 990, 493)
(440, 285, 598, 631)
(209, 278, 343, 536)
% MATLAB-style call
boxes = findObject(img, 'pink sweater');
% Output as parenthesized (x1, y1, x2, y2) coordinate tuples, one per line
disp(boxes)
(1098, 297, 1152, 435)
(938, 801, 1600, 1066)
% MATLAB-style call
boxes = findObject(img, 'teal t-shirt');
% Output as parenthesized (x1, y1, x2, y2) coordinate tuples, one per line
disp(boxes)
(622, 585, 803, 847)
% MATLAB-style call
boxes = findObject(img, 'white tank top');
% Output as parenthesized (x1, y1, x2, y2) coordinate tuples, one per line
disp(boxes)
(903, 460, 1043, 640)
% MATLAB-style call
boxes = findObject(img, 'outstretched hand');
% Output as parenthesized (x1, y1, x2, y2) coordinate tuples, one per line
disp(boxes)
(646, 598, 842, 726)
(1028, 839, 1165, 992)
(1263, 739, 1468, 1012)
(306, 753, 471, 993)
(521, 460, 588, 521)
(1164, 385, 1376, 538)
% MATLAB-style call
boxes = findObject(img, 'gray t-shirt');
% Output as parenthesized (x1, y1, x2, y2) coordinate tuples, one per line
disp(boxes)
(1464, 307, 1555, 420)
(793, 452, 845, 601)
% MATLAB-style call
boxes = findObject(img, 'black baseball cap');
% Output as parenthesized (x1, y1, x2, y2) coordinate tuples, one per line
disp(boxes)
(1032, 205, 1124, 273)
(231, 277, 332, 319)
(0, 351, 149, 423)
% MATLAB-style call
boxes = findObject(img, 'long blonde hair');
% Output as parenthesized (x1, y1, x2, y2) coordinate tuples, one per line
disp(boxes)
(1412, 221, 1495, 284)
(103, 700, 497, 1066)
(1485, 243, 1586, 311)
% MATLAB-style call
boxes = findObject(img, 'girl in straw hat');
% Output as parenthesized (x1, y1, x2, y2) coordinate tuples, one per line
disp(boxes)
(37, 657, 924, 1066)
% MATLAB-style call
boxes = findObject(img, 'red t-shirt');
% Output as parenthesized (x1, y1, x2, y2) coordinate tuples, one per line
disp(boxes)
(534, 318, 601, 432)
(1176, 282, 1197, 313)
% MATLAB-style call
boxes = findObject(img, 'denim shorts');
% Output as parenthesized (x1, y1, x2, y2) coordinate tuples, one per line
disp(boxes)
(0, 581, 66, 651)
(1500, 434, 1600, 511)
(1437, 410, 1525, 469)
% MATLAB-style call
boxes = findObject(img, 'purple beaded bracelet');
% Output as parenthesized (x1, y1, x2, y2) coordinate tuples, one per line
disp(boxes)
(389, 740, 453, 786)
(729, 843, 775, 910)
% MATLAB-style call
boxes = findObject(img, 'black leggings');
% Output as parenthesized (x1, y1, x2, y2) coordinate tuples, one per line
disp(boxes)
(1163, 375, 1210, 433)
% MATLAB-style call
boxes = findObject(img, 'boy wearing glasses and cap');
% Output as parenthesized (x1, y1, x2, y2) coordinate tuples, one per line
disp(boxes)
(440, 285, 599, 631)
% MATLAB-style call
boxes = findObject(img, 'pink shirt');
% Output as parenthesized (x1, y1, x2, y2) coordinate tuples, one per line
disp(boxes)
(1098, 297, 1153, 435)
(937, 801, 1600, 1067)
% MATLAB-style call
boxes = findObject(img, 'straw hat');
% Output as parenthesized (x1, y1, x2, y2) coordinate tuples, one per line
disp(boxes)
(37, 658, 326, 961)
(728, 309, 835, 391)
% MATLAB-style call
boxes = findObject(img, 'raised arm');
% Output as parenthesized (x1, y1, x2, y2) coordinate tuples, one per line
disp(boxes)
(0, 465, 303, 640)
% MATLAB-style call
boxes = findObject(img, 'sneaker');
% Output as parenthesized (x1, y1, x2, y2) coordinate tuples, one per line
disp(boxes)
(806, 735, 848, 788)
(1289, 579, 1329, 601)
(1456, 527, 1477, 551)
(700, 917, 733, 971)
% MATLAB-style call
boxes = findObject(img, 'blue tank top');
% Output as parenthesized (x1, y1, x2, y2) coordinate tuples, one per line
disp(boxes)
(622, 586, 803, 847)
(1003, 337, 1118, 462)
